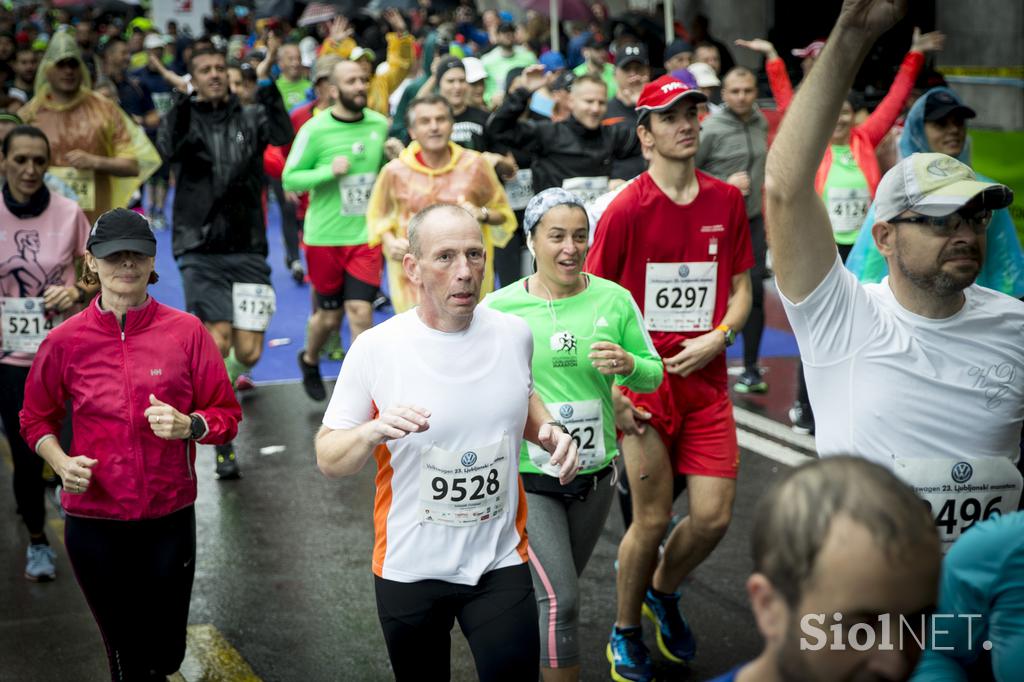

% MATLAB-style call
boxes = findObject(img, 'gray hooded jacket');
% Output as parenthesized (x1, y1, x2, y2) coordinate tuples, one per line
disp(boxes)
(695, 105, 768, 219)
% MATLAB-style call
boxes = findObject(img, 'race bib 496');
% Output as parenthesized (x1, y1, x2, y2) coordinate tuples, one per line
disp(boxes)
(894, 457, 1023, 551)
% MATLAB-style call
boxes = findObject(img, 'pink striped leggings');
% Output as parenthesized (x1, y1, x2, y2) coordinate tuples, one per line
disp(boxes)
(526, 474, 616, 668)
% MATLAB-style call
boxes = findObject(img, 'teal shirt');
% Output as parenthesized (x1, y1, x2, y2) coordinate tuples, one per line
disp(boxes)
(911, 512, 1024, 681)
(483, 275, 662, 475)
(282, 109, 389, 245)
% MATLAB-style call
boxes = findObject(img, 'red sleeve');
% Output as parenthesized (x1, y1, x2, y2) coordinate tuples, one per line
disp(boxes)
(187, 322, 241, 444)
(766, 57, 794, 114)
(19, 337, 69, 451)
(264, 146, 286, 181)
(856, 51, 924, 148)
(286, 106, 309, 157)
(729, 187, 755, 275)
(585, 196, 629, 281)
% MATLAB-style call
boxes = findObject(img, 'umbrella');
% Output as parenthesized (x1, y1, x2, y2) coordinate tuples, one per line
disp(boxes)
(297, 2, 339, 27)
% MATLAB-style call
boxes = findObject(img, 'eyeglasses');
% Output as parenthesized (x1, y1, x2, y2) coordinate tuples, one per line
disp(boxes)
(892, 210, 992, 236)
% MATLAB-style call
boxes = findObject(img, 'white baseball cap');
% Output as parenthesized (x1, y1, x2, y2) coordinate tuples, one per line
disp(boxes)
(687, 62, 720, 88)
(875, 153, 1013, 222)
(461, 56, 487, 84)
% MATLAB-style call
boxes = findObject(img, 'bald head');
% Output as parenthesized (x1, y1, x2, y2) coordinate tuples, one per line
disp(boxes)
(408, 204, 480, 257)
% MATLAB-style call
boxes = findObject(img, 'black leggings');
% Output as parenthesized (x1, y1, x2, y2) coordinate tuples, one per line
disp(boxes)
(0, 363, 45, 536)
(267, 176, 301, 265)
(374, 563, 539, 681)
(65, 506, 196, 681)
(743, 215, 767, 370)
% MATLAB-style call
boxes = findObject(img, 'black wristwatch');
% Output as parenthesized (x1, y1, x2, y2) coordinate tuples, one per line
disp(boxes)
(187, 414, 206, 441)
(547, 421, 570, 435)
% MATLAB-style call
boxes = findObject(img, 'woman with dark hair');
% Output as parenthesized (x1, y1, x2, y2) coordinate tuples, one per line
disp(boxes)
(485, 188, 663, 681)
(0, 124, 92, 583)
(20, 207, 241, 680)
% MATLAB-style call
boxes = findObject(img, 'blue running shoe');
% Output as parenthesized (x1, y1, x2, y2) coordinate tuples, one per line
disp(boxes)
(606, 626, 653, 682)
(642, 588, 696, 663)
(25, 543, 56, 582)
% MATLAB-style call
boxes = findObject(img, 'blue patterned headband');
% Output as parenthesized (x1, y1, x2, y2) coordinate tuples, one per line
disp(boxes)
(523, 187, 587, 236)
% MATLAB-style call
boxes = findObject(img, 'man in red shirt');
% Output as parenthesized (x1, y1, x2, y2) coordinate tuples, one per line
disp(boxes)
(586, 74, 753, 682)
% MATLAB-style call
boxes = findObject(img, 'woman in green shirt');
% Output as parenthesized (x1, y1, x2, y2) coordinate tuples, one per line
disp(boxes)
(485, 188, 662, 681)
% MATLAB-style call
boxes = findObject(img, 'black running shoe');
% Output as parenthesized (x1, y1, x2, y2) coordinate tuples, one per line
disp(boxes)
(298, 349, 327, 401)
(789, 402, 815, 435)
(215, 443, 241, 480)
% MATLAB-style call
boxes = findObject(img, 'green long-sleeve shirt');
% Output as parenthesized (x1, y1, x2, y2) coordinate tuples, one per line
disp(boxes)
(484, 275, 663, 475)
(283, 108, 388, 245)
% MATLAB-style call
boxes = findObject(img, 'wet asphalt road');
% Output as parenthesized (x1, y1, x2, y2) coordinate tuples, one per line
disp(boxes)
(1, 380, 787, 682)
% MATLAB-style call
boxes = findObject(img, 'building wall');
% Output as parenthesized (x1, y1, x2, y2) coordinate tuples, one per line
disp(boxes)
(935, 0, 1023, 130)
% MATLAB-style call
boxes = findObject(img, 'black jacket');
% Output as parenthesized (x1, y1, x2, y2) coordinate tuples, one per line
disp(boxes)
(158, 83, 293, 257)
(487, 87, 640, 193)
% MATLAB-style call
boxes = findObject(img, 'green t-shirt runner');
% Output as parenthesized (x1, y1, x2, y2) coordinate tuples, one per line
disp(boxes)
(276, 77, 312, 111)
(823, 144, 871, 246)
(484, 275, 663, 475)
(282, 109, 389, 246)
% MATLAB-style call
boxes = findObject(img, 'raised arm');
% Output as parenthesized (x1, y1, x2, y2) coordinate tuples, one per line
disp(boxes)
(487, 64, 551, 151)
(765, 0, 906, 303)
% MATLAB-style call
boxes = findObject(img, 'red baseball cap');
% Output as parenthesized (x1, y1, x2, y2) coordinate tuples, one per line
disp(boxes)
(635, 74, 707, 117)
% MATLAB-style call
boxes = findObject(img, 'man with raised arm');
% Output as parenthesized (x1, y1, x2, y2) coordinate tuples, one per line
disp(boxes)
(765, 0, 1022, 551)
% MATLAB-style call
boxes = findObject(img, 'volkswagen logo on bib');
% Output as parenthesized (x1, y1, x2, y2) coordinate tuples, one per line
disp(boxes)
(25, 299, 35, 310)
(559, 404, 574, 420)
(677, 264, 690, 278)
(951, 461, 973, 484)
(461, 451, 478, 468)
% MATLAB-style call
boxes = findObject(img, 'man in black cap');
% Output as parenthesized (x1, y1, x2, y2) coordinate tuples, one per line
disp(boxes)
(663, 38, 694, 73)
(603, 43, 651, 183)
(479, 21, 537, 108)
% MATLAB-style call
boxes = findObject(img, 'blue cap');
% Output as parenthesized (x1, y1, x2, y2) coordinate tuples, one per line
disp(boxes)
(539, 50, 566, 73)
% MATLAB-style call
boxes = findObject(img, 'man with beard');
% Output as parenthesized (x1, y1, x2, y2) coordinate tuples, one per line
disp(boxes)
(767, 0, 1023, 551)
(284, 59, 388, 402)
(708, 456, 941, 682)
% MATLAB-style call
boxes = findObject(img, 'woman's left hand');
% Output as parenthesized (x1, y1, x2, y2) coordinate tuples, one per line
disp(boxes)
(144, 394, 191, 440)
(589, 342, 634, 376)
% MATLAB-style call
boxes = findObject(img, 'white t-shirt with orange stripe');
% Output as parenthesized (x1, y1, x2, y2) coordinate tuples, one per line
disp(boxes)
(323, 306, 535, 585)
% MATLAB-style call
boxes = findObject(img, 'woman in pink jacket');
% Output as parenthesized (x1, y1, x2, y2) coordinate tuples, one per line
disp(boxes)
(20, 208, 241, 681)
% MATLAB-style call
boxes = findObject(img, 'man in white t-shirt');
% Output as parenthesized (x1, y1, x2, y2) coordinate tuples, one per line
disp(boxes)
(315, 203, 578, 681)
(765, 0, 1022, 551)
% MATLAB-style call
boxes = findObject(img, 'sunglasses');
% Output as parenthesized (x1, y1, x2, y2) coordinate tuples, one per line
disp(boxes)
(892, 209, 992, 236)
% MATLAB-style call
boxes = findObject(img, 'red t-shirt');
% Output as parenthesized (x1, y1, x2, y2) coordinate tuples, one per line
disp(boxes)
(585, 170, 753, 385)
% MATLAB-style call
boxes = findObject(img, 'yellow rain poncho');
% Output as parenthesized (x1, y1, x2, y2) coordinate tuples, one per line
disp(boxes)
(20, 30, 160, 223)
(366, 141, 516, 313)
(319, 32, 414, 116)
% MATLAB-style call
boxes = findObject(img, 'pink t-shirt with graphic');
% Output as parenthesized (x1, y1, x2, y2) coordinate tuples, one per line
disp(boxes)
(0, 192, 91, 367)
